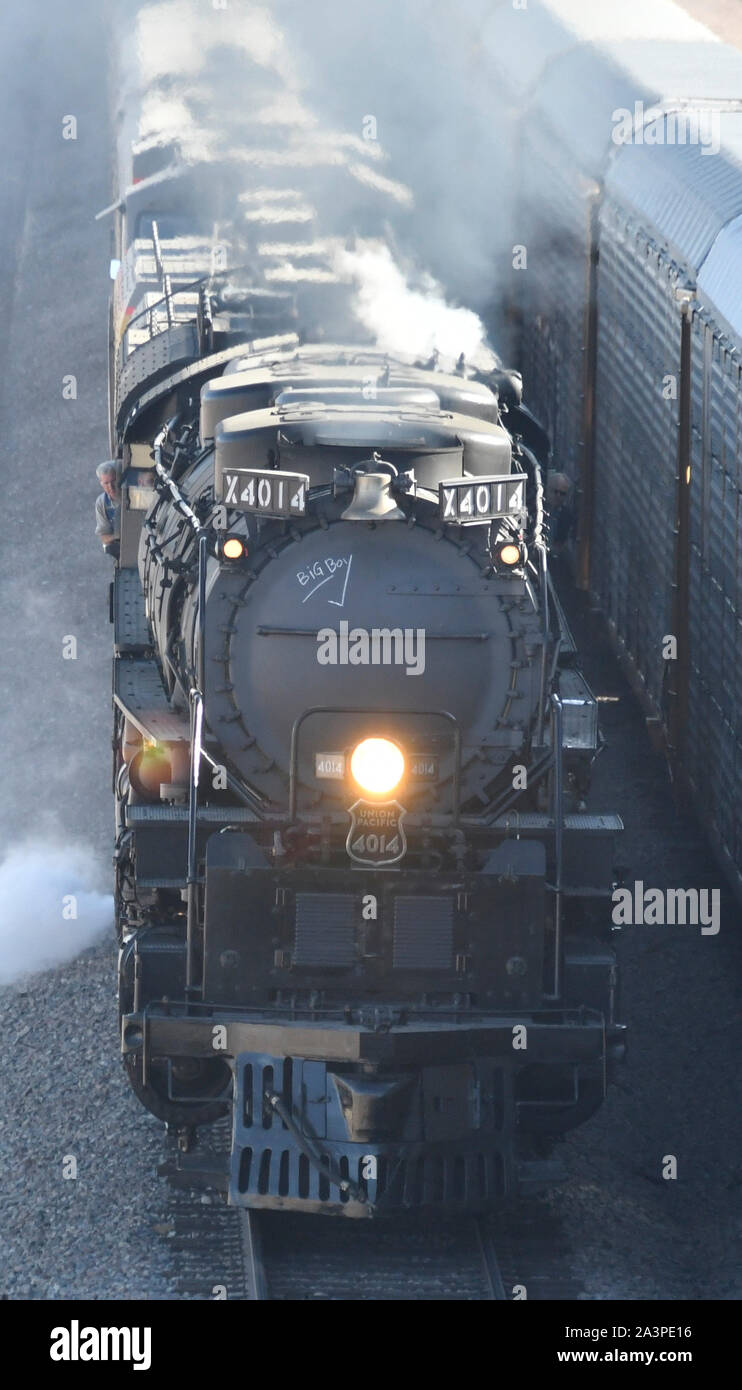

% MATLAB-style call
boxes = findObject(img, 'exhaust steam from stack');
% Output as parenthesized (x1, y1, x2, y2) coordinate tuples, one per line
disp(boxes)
(118, 0, 502, 364)
(334, 241, 498, 368)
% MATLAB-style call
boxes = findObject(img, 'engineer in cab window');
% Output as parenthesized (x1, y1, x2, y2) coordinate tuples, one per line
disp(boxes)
(95, 461, 121, 559)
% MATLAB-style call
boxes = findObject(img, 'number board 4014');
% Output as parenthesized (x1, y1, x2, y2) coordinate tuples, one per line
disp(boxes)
(219, 468, 310, 518)
(439, 474, 526, 525)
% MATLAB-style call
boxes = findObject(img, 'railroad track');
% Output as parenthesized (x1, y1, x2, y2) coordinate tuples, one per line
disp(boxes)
(165, 1190, 582, 1301)
(162, 1123, 580, 1300)
(165, 1194, 582, 1300)
(240, 1209, 507, 1301)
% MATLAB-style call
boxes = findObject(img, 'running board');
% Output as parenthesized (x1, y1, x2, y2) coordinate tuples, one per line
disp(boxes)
(493, 813, 623, 832)
(114, 656, 190, 742)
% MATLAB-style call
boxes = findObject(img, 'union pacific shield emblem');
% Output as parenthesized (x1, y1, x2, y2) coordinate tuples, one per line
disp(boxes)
(346, 799, 407, 867)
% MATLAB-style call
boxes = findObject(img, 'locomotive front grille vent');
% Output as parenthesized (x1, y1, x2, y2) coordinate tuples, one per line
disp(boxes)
(294, 893, 356, 967)
(292, 892, 456, 970)
(393, 896, 454, 971)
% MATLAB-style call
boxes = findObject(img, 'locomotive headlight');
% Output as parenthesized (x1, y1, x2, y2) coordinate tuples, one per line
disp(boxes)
(219, 535, 247, 561)
(350, 738, 405, 796)
(498, 542, 522, 567)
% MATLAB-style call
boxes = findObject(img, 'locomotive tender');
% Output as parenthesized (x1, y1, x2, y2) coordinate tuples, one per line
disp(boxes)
(107, 145, 625, 1216)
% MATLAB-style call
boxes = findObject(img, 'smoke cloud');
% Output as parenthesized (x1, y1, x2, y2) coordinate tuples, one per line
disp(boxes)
(117, 0, 501, 360)
(271, 0, 518, 317)
(335, 241, 498, 366)
(0, 842, 113, 985)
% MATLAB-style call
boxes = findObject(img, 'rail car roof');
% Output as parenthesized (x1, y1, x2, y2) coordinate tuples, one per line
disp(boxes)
(475, 0, 742, 175)
(697, 214, 742, 338)
(480, 0, 725, 103)
(530, 47, 742, 174)
(473, 0, 742, 349)
(605, 112, 742, 273)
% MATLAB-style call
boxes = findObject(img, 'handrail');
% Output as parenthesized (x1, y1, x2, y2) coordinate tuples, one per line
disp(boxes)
(545, 692, 564, 1001)
(150, 219, 174, 328)
(535, 540, 550, 744)
(185, 531, 208, 1003)
(122, 260, 284, 339)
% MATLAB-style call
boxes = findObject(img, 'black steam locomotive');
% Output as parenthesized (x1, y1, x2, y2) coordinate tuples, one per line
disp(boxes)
(107, 145, 624, 1216)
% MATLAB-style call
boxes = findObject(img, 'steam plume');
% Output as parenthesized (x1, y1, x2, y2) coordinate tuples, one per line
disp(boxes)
(0, 842, 113, 985)
(336, 241, 497, 367)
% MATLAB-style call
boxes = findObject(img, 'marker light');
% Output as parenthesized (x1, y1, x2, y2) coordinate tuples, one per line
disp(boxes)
(350, 738, 405, 796)
(499, 543, 522, 567)
(221, 536, 246, 561)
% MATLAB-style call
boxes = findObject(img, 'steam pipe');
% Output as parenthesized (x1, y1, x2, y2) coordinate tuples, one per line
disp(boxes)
(153, 427, 202, 532)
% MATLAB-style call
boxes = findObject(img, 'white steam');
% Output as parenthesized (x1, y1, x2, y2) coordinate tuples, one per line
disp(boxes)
(335, 241, 497, 367)
(133, 0, 292, 88)
(118, 1, 504, 361)
(0, 842, 113, 985)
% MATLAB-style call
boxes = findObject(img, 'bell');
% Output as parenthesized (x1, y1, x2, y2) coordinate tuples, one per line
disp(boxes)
(341, 472, 405, 521)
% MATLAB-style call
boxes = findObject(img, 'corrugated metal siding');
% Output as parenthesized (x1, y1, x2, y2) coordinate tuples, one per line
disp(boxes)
(686, 317, 742, 875)
(515, 118, 593, 474)
(592, 202, 682, 715)
(506, 22, 742, 478)
(477, 0, 742, 895)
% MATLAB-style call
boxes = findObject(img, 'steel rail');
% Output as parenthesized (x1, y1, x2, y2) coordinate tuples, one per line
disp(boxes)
(240, 1210, 269, 1301)
(473, 1218, 508, 1300)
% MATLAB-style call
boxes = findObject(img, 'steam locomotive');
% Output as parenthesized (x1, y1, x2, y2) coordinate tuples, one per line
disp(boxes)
(107, 144, 625, 1216)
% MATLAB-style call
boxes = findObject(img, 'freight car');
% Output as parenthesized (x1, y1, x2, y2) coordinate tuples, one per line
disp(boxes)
(476, 0, 742, 899)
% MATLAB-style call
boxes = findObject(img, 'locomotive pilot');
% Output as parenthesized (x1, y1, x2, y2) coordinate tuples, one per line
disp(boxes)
(95, 461, 121, 559)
